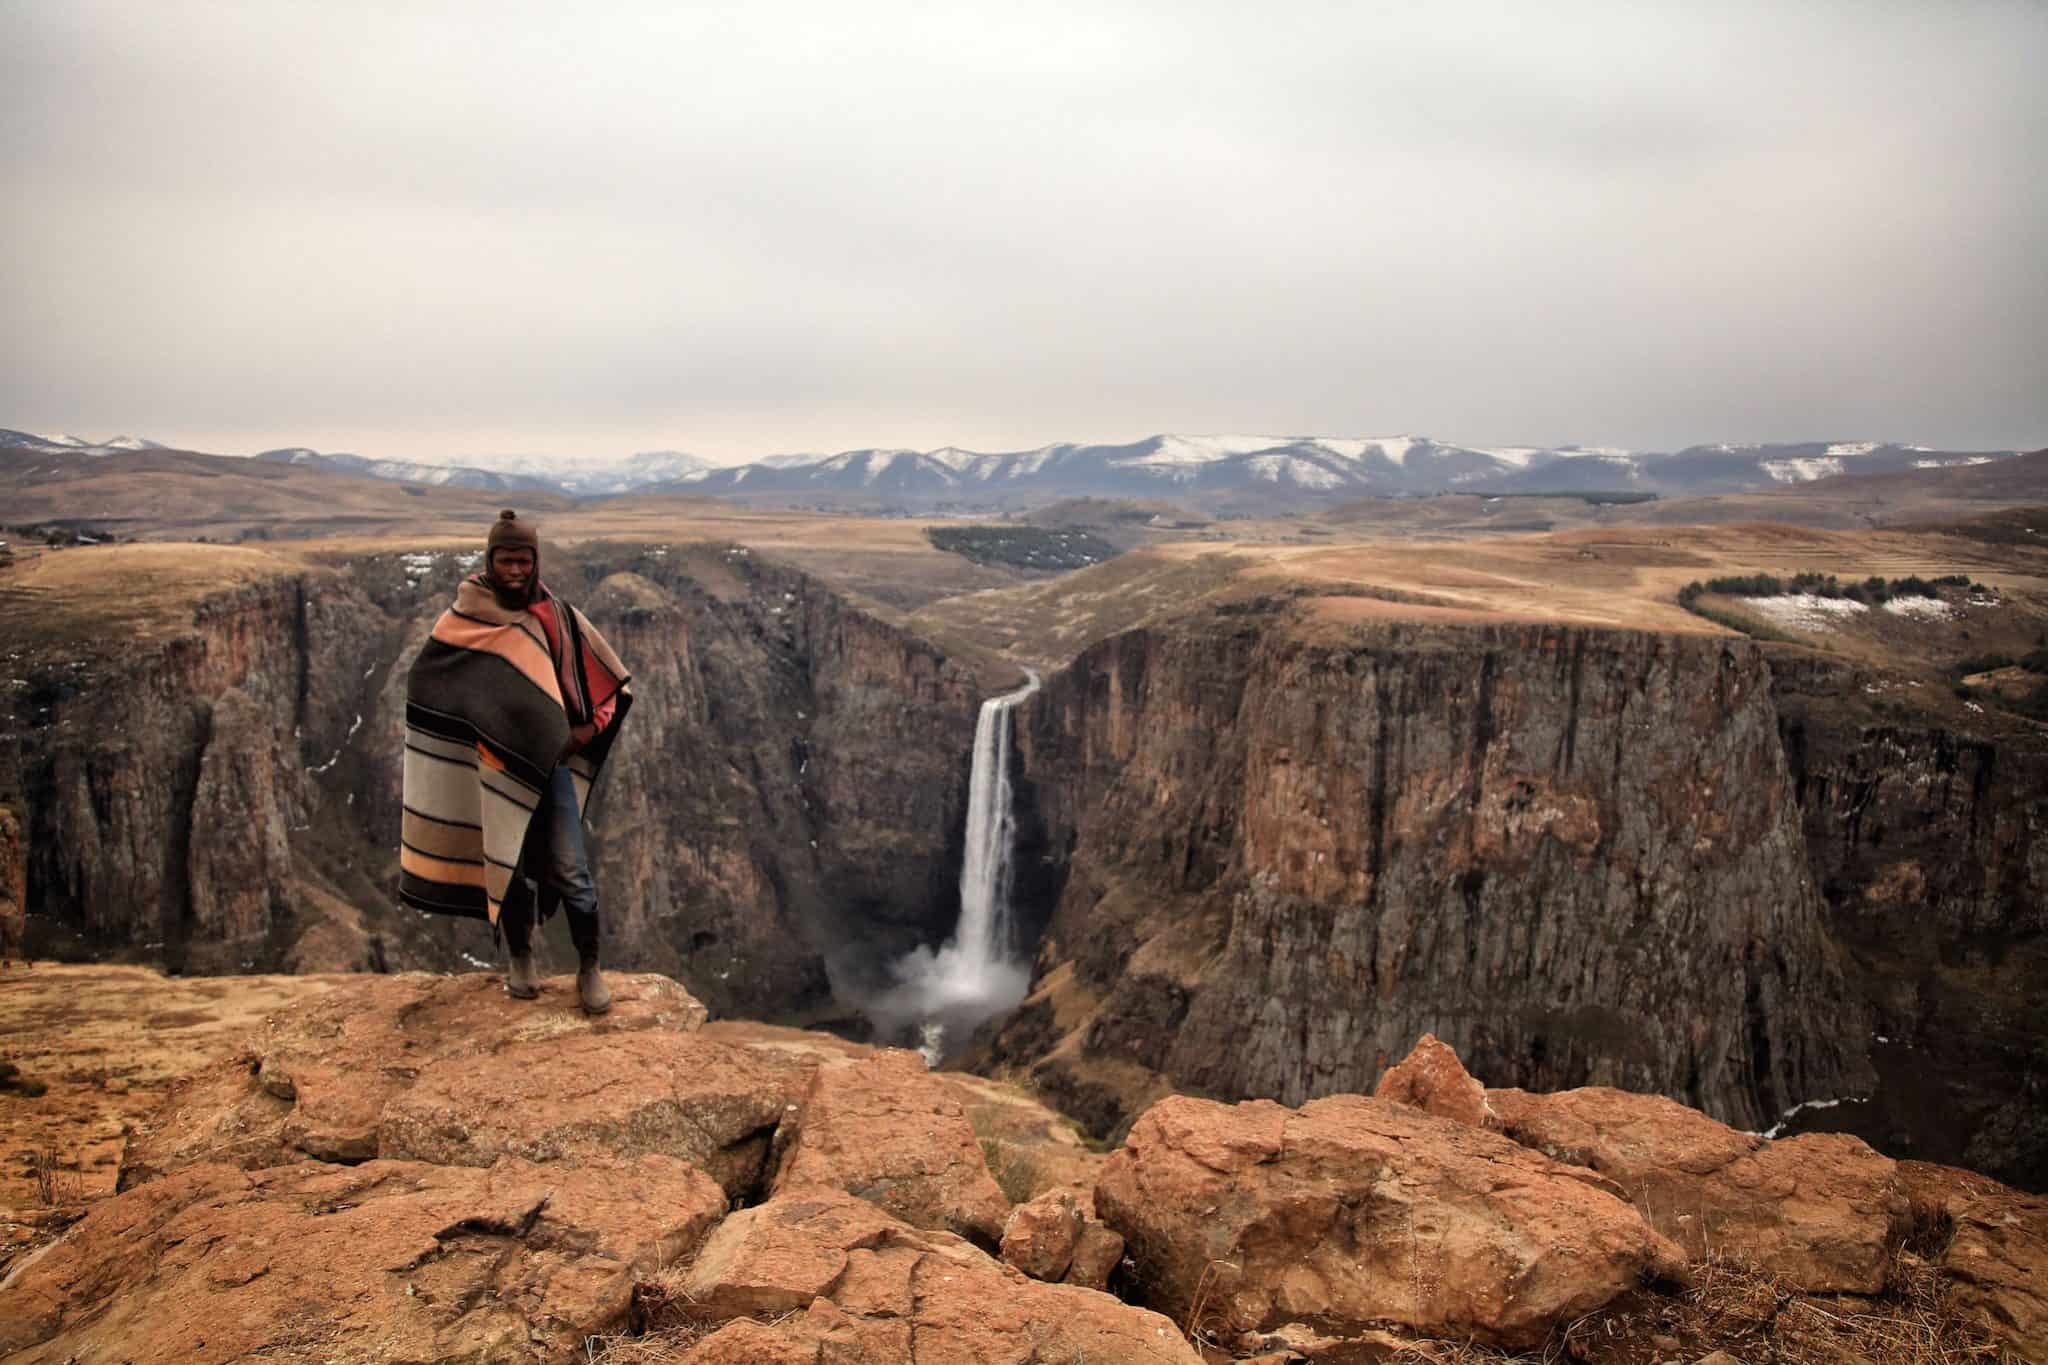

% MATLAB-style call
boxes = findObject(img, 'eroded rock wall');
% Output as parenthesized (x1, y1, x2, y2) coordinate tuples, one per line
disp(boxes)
(14, 574, 384, 968)
(6, 546, 985, 1020)
(1771, 650, 2048, 1189)
(998, 607, 1865, 1137)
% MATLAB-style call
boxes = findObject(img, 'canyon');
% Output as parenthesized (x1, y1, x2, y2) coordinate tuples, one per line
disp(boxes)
(2, 514, 2044, 1203)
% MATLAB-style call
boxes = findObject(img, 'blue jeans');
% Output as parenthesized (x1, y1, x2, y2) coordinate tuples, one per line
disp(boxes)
(499, 765, 600, 964)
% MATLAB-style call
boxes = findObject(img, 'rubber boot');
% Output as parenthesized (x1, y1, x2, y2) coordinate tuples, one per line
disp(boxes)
(506, 952, 540, 1000)
(576, 957, 612, 1015)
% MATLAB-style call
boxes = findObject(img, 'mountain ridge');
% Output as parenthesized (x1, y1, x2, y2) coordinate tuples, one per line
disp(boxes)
(1, 426, 2029, 506)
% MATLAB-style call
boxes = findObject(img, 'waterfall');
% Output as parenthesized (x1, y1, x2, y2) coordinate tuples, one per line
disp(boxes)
(867, 670, 1041, 1063)
(952, 670, 1041, 974)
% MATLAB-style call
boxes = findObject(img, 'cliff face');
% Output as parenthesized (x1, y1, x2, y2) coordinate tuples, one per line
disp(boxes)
(995, 606, 1865, 1138)
(6, 546, 984, 1019)
(1770, 651, 2048, 1189)
(14, 575, 386, 970)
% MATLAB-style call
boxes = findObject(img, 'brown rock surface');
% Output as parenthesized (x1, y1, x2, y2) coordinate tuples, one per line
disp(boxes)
(0, 965, 343, 1216)
(1374, 1032, 1494, 1129)
(677, 1186, 1199, 1363)
(1066, 1218, 1126, 1292)
(769, 1049, 1012, 1245)
(999, 1187, 1127, 1292)
(120, 969, 709, 1185)
(0, 1155, 725, 1363)
(1492, 1085, 1908, 1291)
(1000, 1188, 1085, 1280)
(1096, 1093, 1687, 1348)
(379, 1029, 799, 1199)
(1899, 1160, 2048, 1359)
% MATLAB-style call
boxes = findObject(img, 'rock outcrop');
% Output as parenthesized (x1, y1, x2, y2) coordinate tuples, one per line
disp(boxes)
(1, 1156, 727, 1363)
(1771, 649, 2048, 1190)
(1899, 1159, 2048, 1354)
(998, 610, 1862, 1139)
(1095, 1092, 1689, 1349)
(121, 972, 729, 1183)
(4, 972, 2043, 1362)
(676, 1187, 1195, 1364)
(1493, 1085, 1909, 1293)
(768, 1049, 1013, 1246)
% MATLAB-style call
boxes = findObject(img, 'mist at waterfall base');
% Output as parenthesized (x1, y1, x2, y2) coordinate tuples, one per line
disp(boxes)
(860, 673, 1041, 1064)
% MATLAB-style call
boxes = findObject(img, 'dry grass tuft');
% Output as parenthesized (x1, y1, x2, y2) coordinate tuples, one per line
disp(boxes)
(30, 1145, 77, 1207)
(979, 1135, 1047, 1206)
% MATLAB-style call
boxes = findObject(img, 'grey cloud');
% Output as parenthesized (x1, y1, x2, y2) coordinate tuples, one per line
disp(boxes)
(2, 0, 2042, 461)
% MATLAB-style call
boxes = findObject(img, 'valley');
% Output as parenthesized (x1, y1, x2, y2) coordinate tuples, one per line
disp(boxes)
(4, 451, 2047, 1207)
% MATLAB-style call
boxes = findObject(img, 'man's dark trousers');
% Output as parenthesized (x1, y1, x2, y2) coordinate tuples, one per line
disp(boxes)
(499, 765, 599, 963)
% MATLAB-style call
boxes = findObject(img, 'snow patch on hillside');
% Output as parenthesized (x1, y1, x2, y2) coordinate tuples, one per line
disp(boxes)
(1128, 434, 1287, 467)
(1246, 453, 1345, 488)
(1749, 594, 1869, 632)
(1883, 596, 1956, 620)
(1761, 457, 1846, 483)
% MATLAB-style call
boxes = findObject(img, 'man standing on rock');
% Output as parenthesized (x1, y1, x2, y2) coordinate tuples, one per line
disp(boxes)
(400, 510, 633, 1013)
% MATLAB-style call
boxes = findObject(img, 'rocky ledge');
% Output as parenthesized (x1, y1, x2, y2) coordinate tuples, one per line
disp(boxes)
(0, 976, 2041, 1363)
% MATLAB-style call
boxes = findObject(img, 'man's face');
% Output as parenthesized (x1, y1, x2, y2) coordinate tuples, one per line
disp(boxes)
(491, 547, 536, 592)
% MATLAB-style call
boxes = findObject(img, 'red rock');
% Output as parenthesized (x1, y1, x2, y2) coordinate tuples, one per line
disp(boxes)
(1066, 1219, 1126, 1291)
(120, 970, 709, 1186)
(379, 1029, 799, 1199)
(1096, 1094, 1686, 1349)
(769, 1049, 1011, 1244)
(1001, 1188, 1085, 1280)
(0, 1155, 724, 1363)
(1490, 1086, 1908, 1291)
(677, 1187, 1199, 1364)
(1374, 1033, 1493, 1129)
(1899, 1160, 2048, 1359)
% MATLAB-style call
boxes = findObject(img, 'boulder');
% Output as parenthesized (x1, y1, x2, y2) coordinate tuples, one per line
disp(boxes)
(999, 1187, 1127, 1292)
(1001, 1188, 1085, 1280)
(1095, 1094, 1687, 1349)
(769, 1049, 1011, 1245)
(1899, 1160, 2048, 1359)
(1374, 1033, 1493, 1129)
(0, 1155, 725, 1363)
(1491, 1085, 1908, 1291)
(120, 970, 710, 1186)
(676, 1187, 1199, 1363)
(1067, 1219, 1127, 1292)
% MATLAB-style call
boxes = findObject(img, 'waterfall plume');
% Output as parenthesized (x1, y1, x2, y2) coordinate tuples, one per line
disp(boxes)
(869, 670, 1041, 1062)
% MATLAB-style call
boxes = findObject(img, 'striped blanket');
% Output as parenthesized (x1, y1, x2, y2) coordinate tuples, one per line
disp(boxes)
(400, 575, 632, 924)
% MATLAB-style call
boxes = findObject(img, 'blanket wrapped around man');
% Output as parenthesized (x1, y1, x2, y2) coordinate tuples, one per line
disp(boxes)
(399, 575, 632, 924)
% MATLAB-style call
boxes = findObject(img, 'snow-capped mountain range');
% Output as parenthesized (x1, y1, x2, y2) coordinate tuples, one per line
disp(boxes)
(660, 434, 2020, 503)
(0, 429, 2023, 505)
(0, 431, 172, 455)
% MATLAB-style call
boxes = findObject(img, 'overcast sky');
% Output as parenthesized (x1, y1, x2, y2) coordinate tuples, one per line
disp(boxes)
(3, 0, 2042, 465)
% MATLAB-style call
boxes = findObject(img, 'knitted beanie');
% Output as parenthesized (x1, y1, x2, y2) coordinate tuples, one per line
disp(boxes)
(486, 509, 539, 557)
